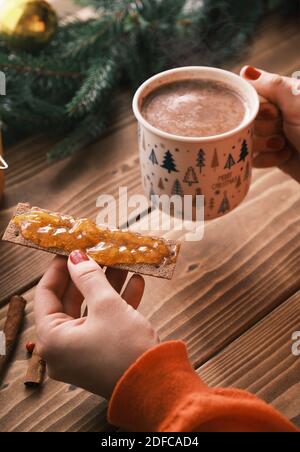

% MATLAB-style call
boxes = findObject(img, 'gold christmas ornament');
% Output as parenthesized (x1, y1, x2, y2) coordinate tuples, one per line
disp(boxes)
(0, 0, 58, 50)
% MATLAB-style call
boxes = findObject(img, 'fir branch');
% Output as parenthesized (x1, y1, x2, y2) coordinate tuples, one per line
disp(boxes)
(60, 17, 117, 59)
(0, 99, 67, 131)
(74, 0, 133, 11)
(66, 57, 119, 117)
(0, 62, 82, 79)
(0, 0, 298, 159)
(47, 111, 108, 160)
(0, 51, 82, 79)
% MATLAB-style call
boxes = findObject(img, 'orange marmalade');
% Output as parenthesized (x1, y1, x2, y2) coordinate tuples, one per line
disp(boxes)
(13, 208, 178, 266)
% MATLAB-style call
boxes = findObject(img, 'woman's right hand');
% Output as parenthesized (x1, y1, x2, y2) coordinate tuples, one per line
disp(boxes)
(240, 66, 300, 182)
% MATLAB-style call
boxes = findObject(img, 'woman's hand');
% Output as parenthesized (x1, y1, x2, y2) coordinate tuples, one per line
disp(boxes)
(240, 66, 300, 182)
(34, 252, 159, 399)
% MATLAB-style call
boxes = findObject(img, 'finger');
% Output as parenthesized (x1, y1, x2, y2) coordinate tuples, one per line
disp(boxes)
(105, 268, 128, 293)
(240, 67, 297, 118)
(256, 101, 280, 121)
(253, 148, 293, 168)
(254, 134, 286, 154)
(122, 274, 145, 310)
(34, 256, 70, 324)
(67, 250, 118, 311)
(62, 280, 84, 318)
(254, 118, 282, 137)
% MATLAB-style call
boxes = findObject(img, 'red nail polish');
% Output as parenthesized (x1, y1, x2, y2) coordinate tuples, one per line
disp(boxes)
(244, 66, 261, 81)
(70, 250, 89, 265)
(266, 136, 285, 150)
(25, 341, 35, 354)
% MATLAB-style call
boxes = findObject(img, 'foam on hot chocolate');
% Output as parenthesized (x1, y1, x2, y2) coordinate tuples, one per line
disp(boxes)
(141, 80, 247, 138)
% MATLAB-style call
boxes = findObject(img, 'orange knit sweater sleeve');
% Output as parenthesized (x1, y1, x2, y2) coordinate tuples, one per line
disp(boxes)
(108, 341, 298, 432)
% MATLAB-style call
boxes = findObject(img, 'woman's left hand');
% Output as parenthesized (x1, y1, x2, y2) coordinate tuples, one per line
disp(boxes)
(34, 253, 159, 399)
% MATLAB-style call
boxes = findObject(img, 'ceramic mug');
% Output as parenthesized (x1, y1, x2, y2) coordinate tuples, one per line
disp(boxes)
(133, 66, 260, 221)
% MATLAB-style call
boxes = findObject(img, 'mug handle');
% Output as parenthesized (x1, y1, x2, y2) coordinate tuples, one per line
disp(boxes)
(0, 155, 8, 169)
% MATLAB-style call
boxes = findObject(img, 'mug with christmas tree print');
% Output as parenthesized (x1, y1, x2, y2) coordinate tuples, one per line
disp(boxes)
(133, 67, 260, 220)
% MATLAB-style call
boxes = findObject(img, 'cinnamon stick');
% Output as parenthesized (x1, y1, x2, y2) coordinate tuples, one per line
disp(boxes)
(24, 346, 46, 387)
(0, 295, 27, 381)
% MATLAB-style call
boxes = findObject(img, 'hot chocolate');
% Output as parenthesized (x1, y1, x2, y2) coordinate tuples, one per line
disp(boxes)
(141, 80, 247, 138)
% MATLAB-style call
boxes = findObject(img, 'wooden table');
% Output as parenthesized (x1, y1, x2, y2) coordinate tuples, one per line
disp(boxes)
(0, 13, 300, 432)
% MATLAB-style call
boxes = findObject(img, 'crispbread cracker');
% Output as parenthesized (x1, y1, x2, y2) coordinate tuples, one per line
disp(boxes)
(2, 203, 180, 280)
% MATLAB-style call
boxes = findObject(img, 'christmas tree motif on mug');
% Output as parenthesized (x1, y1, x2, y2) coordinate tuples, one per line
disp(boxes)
(193, 187, 204, 207)
(161, 150, 178, 173)
(211, 149, 219, 171)
(183, 167, 199, 187)
(172, 179, 184, 197)
(158, 177, 165, 190)
(142, 133, 147, 151)
(244, 161, 250, 181)
(209, 198, 215, 210)
(196, 149, 206, 173)
(149, 183, 155, 198)
(149, 149, 158, 165)
(238, 139, 249, 162)
(224, 153, 236, 170)
(150, 183, 158, 208)
(218, 191, 230, 214)
(195, 188, 206, 206)
(236, 175, 242, 189)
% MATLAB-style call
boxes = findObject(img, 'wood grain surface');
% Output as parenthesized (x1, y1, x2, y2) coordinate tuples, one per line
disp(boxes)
(199, 291, 300, 428)
(0, 12, 300, 432)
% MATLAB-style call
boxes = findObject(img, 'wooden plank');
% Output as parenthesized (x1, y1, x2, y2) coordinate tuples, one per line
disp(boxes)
(2, 92, 134, 193)
(0, 16, 300, 432)
(239, 33, 300, 75)
(50, 0, 82, 18)
(0, 288, 112, 432)
(197, 291, 300, 428)
(134, 169, 300, 366)
(1, 19, 299, 303)
(0, 121, 140, 304)
(231, 20, 300, 74)
(1, 203, 300, 432)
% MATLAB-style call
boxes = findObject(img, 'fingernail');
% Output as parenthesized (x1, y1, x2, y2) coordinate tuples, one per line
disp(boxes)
(244, 66, 261, 81)
(266, 135, 285, 150)
(70, 250, 89, 265)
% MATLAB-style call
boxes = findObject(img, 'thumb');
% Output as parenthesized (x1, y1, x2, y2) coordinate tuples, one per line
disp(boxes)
(68, 250, 117, 309)
(240, 66, 295, 116)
